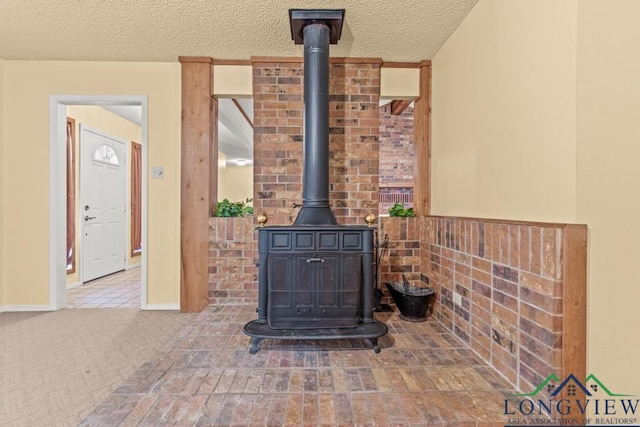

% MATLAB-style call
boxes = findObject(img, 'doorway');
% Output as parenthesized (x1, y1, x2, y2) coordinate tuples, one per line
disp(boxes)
(49, 95, 148, 310)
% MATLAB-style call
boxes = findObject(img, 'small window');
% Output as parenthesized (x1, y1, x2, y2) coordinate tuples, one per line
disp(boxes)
(93, 144, 119, 165)
(66, 118, 76, 274)
(131, 142, 142, 257)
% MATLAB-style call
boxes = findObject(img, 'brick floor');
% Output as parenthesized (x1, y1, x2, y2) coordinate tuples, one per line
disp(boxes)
(81, 306, 516, 426)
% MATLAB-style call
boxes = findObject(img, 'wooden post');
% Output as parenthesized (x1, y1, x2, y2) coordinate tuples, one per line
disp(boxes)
(413, 60, 431, 216)
(561, 224, 588, 395)
(179, 56, 215, 312)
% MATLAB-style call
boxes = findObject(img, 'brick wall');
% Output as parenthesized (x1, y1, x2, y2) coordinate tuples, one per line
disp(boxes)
(252, 61, 304, 226)
(422, 217, 566, 392)
(209, 59, 381, 305)
(208, 217, 256, 305)
(378, 217, 422, 287)
(328, 62, 380, 225)
(378, 104, 415, 215)
(379, 104, 415, 186)
(377, 216, 582, 392)
(252, 60, 380, 226)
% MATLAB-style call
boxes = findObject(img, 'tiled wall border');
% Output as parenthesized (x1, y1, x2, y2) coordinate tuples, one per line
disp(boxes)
(422, 216, 586, 395)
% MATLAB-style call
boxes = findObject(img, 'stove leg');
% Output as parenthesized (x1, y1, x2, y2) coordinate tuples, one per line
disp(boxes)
(249, 337, 262, 354)
(370, 338, 381, 353)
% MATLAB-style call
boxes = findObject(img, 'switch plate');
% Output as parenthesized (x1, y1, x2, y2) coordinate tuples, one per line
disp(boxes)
(151, 166, 164, 179)
(453, 292, 462, 305)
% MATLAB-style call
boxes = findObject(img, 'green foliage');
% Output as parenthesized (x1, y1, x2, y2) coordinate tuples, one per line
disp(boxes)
(388, 202, 415, 217)
(214, 198, 254, 217)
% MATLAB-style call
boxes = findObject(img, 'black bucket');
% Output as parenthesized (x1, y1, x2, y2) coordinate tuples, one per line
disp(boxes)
(385, 282, 436, 322)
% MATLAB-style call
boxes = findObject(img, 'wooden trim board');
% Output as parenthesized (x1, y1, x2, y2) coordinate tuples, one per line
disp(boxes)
(560, 224, 588, 401)
(413, 62, 431, 215)
(179, 58, 214, 313)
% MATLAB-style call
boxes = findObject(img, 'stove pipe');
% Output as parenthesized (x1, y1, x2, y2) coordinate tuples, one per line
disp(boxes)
(290, 10, 344, 226)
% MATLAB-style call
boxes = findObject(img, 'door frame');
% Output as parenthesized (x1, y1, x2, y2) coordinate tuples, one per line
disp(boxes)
(49, 95, 148, 309)
(79, 124, 127, 284)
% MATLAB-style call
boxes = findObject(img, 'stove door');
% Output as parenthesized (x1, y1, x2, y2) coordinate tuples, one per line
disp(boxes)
(267, 252, 362, 329)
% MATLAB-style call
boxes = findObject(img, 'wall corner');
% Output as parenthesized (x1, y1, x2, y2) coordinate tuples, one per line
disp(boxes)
(0, 57, 5, 309)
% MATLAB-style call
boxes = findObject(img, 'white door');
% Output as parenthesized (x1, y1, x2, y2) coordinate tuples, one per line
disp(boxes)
(80, 125, 126, 282)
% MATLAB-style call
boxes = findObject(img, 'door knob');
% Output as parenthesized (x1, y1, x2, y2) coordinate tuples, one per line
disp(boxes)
(84, 215, 96, 221)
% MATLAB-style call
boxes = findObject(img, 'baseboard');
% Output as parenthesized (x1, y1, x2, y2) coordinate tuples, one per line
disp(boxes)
(142, 303, 179, 311)
(66, 281, 82, 290)
(0, 305, 55, 312)
(126, 262, 141, 270)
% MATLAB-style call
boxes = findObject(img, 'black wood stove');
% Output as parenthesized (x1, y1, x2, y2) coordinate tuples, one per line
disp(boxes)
(243, 9, 388, 354)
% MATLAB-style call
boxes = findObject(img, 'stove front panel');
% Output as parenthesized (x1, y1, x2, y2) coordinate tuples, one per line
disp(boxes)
(257, 226, 373, 330)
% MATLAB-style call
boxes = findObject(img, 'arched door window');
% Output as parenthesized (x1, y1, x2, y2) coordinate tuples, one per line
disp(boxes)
(93, 144, 120, 166)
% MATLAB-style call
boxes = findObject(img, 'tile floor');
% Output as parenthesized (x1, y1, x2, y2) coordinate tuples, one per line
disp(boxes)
(66, 268, 141, 308)
(82, 305, 517, 426)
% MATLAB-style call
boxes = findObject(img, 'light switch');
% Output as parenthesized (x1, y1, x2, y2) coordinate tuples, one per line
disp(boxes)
(151, 166, 164, 179)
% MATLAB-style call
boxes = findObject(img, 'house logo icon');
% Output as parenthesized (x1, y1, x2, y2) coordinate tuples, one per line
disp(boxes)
(514, 373, 632, 398)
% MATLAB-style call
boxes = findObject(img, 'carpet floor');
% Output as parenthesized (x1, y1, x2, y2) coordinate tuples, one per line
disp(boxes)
(0, 308, 195, 427)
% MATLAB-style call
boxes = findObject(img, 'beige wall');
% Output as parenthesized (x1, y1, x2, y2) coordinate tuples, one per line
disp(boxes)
(218, 165, 253, 203)
(2, 61, 181, 306)
(576, 0, 640, 396)
(0, 58, 5, 308)
(431, 0, 578, 223)
(65, 105, 142, 287)
(380, 68, 420, 99)
(432, 0, 639, 396)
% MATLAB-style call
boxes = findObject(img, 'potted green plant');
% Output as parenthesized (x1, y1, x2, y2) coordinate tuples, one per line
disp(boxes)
(388, 202, 415, 217)
(213, 198, 254, 217)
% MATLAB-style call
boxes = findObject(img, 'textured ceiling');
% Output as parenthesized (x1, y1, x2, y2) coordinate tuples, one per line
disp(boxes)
(102, 105, 142, 127)
(0, 0, 478, 62)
